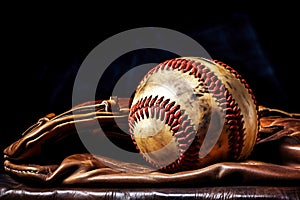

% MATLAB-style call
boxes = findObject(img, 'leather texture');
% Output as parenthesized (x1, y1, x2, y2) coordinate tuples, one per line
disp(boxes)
(3, 98, 300, 189)
(1, 173, 300, 200)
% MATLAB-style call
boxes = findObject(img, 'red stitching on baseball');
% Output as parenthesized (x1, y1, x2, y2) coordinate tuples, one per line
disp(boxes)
(213, 59, 260, 145)
(167, 58, 252, 159)
(162, 58, 247, 160)
(129, 96, 196, 171)
(213, 59, 258, 106)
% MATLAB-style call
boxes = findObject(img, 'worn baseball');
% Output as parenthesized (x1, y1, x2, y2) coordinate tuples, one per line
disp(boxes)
(128, 57, 259, 173)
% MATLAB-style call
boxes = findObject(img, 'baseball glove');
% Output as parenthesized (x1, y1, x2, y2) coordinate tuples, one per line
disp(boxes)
(3, 97, 300, 187)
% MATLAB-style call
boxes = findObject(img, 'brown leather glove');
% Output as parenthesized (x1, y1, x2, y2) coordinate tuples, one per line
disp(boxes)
(3, 98, 300, 187)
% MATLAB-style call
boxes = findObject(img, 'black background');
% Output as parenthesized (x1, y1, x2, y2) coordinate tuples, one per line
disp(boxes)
(1, 1, 299, 166)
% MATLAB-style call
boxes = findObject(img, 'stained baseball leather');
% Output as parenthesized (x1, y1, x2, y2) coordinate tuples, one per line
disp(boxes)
(3, 98, 300, 187)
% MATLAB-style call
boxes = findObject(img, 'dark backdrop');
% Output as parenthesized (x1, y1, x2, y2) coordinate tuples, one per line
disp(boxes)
(1, 2, 299, 171)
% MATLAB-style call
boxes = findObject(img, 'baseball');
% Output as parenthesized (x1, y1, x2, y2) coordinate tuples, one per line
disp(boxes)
(128, 57, 259, 173)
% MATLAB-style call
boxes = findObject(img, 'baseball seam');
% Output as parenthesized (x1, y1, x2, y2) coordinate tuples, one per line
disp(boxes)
(213, 60, 258, 106)
(129, 95, 196, 171)
(168, 58, 245, 160)
(214, 59, 259, 148)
